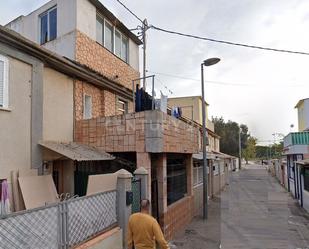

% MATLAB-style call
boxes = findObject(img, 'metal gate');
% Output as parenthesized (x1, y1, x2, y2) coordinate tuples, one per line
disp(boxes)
(131, 177, 141, 213)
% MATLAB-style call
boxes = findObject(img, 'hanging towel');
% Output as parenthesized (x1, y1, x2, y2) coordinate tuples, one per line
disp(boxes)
(1, 180, 10, 215)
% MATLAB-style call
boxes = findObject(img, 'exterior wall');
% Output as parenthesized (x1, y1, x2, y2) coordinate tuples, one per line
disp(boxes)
(302, 189, 309, 213)
(6, 0, 77, 59)
(43, 68, 73, 141)
(0, 57, 32, 184)
(297, 99, 309, 132)
(193, 184, 203, 216)
(75, 80, 104, 121)
(75, 227, 122, 249)
(6, 0, 140, 70)
(290, 179, 296, 198)
(167, 96, 210, 128)
(75, 111, 199, 154)
(161, 196, 194, 240)
(75, 31, 139, 89)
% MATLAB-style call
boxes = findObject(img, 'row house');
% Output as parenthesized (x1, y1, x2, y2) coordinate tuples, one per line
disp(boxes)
(283, 98, 309, 213)
(5, 0, 201, 239)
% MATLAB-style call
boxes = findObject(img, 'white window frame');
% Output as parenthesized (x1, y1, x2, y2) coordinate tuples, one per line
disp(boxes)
(96, 13, 130, 63)
(104, 19, 114, 52)
(83, 94, 92, 120)
(96, 14, 104, 45)
(39, 6, 57, 45)
(0, 54, 9, 109)
(117, 97, 128, 115)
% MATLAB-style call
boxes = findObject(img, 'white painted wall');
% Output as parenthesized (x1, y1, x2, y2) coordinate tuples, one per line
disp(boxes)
(76, 0, 96, 41)
(302, 189, 309, 213)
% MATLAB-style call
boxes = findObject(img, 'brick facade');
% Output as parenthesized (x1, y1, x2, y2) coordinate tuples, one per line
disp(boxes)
(75, 31, 139, 90)
(161, 196, 194, 240)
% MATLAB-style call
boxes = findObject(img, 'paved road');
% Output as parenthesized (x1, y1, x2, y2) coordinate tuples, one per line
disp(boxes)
(172, 164, 309, 249)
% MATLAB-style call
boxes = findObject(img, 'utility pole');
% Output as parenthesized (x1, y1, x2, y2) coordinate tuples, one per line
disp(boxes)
(142, 19, 148, 90)
(239, 126, 242, 170)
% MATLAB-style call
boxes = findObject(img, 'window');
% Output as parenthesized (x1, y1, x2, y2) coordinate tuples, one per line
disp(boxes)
(115, 30, 122, 58)
(96, 15, 129, 63)
(167, 155, 187, 205)
(104, 20, 113, 52)
(40, 7, 57, 44)
(121, 36, 128, 62)
(304, 168, 309, 192)
(96, 16, 103, 45)
(117, 98, 128, 115)
(0, 55, 9, 109)
(83, 95, 92, 119)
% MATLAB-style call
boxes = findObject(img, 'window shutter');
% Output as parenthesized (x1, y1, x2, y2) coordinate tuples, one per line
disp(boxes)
(0, 60, 4, 107)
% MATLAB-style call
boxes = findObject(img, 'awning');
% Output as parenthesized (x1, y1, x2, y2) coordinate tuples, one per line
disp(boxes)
(193, 151, 236, 161)
(193, 152, 216, 160)
(39, 141, 115, 161)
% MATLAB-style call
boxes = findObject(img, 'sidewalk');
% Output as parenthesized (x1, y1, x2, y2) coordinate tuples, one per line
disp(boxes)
(170, 164, 309, 249)
(170, 197, 222, 249)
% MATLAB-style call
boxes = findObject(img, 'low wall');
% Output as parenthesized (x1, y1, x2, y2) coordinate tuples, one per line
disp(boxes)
(75, 110, 199, 154)
(75, 227, 122, 249)
(193, 184, 203, 216)
(161, 196, 194, 240)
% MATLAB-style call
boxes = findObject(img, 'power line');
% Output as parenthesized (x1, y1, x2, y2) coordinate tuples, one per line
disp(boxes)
(147, 70, 307, 88)
(156, 77, 174, 95)
(114, 0, 309, 56)
(150, 25, 309, 56)
(114, 0, 144, 24)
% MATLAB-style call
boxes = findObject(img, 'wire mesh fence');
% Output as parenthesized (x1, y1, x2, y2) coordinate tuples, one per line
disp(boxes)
(0, 190, 117, 249)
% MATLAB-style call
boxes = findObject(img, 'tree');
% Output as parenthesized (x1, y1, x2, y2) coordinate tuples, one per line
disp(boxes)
(242, 137, 257, 164)
(212, 117, 250, 157)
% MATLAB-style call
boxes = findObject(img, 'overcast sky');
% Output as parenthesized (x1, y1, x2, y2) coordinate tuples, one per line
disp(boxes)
(2, 0, 309, 144)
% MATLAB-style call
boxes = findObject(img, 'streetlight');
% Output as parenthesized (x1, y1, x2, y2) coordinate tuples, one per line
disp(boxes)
(201, 57, 220, 220)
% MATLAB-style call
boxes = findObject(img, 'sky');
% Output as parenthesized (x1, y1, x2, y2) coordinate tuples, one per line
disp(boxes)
(1, 0, 309, 144)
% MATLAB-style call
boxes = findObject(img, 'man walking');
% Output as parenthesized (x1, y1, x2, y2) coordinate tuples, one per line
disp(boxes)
(127, 199, 170, 249)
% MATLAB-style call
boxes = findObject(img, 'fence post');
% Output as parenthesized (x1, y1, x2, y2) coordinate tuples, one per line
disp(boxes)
(134, 167, 149, 200)
(116, 169, 133, 248)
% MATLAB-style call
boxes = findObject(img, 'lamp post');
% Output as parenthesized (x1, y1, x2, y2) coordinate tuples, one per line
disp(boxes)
(201, 57, 220, 220)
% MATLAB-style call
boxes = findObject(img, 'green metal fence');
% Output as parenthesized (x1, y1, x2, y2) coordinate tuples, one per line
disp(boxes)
(131, 178, 141, 213)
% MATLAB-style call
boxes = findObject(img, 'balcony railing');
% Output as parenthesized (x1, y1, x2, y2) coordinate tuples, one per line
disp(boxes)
(284, 132, 309, 147)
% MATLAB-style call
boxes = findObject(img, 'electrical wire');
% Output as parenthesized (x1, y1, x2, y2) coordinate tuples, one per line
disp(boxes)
(114, 0, 144, 24)
(150, 25, 309, 56)
(114, 0, 309, 56)
(147, 70, 307, 88)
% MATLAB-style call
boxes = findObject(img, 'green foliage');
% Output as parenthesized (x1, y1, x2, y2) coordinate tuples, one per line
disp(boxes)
(212, 116, 250, 157)
(242, 137, 257, 163)
(256, 142, 283, 159)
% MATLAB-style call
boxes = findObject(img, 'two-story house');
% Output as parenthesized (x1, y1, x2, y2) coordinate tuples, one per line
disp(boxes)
(6, 0, 202, 239)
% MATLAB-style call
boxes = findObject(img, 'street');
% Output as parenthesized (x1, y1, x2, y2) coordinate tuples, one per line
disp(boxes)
(172, 164, 309, 249)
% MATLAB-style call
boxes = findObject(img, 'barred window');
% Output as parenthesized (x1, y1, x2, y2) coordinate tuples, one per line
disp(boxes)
(0, 55, 9, 108)
(167, 155, 187, 205)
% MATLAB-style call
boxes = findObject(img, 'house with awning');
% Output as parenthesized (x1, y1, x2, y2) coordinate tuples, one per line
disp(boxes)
(0, 25, 129, 211)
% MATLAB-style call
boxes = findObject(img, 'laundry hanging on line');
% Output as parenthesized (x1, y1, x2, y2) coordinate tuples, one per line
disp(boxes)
(135, 84, 153, 112)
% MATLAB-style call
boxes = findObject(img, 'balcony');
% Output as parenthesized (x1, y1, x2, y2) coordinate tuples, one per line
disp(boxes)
(283, 132, 309, 155)
(75, 110, 199, 154)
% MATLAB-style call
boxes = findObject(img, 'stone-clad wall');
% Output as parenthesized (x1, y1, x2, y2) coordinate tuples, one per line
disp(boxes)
(161, 196, 194, 240)
(75, 80, 105, 121)
(75, 110, 199, 153)
(75, 31, 140, 90)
